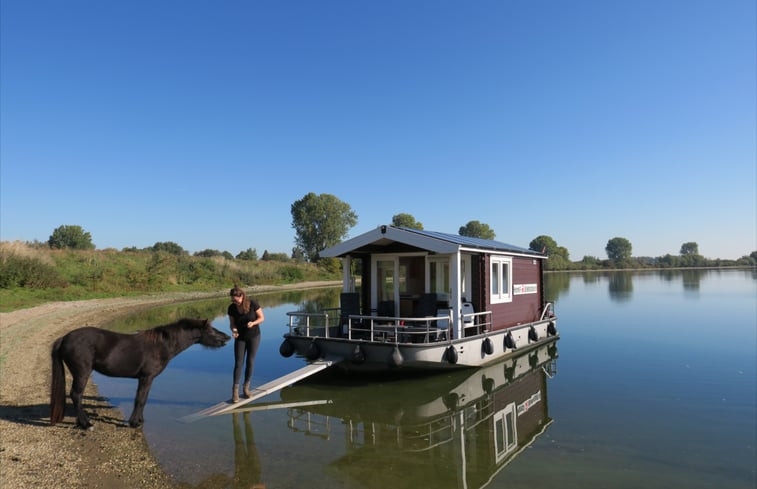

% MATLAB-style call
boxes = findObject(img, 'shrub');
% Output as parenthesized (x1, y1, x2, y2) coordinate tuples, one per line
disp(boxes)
(0, 252, 67, 288)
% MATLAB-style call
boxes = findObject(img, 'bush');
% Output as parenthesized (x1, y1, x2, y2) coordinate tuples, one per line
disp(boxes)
(0, 253, 67, 288)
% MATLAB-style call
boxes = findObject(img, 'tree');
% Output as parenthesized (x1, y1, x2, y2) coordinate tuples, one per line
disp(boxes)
(529, 235, 570, 270)
(580, 255, 602, 268)
(458, 220, 495, 240)
(194, 249, 223, 257)
(236, 248, 258, 260)
(680, 242, 699, 255)
(48, 225, 95, 250)
(261, 250, 289, 262)
(291, 247, 306, 262)
(392, 213, 423, 230)
(605, 237, 632, 262)
(529, 235, 558, 255)
(291, 192, 358, 262)
(151, 241, 186, 255)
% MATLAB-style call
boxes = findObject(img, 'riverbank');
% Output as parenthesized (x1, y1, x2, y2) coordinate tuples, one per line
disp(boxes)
(0, 281, 339, 489)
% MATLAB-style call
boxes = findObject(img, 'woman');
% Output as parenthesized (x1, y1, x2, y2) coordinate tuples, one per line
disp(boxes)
(228, 287, 265, 402)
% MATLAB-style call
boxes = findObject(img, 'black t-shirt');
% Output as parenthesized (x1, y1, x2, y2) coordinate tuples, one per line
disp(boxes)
(228, 299, 261, 339)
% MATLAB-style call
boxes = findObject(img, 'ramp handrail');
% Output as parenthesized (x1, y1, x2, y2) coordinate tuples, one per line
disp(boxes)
(540, 302, 555, 321)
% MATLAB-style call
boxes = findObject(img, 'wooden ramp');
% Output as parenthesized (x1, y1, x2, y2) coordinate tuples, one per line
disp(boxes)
(179, 357, 340, 423)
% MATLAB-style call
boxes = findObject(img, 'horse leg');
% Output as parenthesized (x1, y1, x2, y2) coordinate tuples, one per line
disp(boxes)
(128, 376, 154, 428)
(69, 373, 93, 429)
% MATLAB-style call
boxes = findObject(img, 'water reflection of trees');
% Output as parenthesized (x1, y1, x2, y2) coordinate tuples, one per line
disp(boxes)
(659, 269, 707, 291)
(608, 271, 633, 302)
(544, 273, 571, 303)
(104, 287, 341, 333)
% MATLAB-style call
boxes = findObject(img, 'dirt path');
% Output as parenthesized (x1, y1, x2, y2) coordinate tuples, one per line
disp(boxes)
(0, 282, 339, 489)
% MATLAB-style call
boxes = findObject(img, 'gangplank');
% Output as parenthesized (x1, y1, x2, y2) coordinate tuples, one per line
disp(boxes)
(179, 356, 340, 423)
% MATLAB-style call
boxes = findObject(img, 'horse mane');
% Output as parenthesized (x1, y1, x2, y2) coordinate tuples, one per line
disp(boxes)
(140, 318, 205, 343)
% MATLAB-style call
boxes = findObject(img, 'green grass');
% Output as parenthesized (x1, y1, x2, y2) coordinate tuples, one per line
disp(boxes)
(0, 242, 340, 312)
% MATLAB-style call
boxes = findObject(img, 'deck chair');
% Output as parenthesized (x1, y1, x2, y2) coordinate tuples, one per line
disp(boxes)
(409, 293, 438, 343)
(371, 300, 396, 341)
(461, 301, 480, 336)
(339, 292, 361, 337)
(431, 308, 451, 342)
(413, 293, 438, 318)
(376, 300, 395, 319)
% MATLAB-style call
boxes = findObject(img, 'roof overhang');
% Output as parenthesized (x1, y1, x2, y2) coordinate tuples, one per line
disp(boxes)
(321, 225, 460, 258)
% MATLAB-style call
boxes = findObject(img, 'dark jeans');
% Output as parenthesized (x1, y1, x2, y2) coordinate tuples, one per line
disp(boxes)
(233, 333, 261, 385)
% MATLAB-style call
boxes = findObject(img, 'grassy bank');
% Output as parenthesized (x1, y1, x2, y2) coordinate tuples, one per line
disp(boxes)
(0, 241, 340, 312)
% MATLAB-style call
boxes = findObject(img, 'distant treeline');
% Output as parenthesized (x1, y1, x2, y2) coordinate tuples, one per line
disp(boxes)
(545, 253, 756, 271)
(529, 235, 756, 271)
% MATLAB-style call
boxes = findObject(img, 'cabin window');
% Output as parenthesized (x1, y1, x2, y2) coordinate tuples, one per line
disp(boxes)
(377, 259, 395, 304)
(494, 403, 518, 462)
(490, 256, 512, 304)
(429, 259, 450, 297)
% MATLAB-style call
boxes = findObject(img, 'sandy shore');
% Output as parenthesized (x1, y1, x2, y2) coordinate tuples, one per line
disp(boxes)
(0, 282, 338, 489)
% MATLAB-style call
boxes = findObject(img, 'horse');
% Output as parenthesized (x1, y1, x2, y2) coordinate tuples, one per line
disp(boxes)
(50, 318, 230, 429)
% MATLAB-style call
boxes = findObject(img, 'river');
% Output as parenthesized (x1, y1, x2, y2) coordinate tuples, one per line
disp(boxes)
(96, 269, 756, 489)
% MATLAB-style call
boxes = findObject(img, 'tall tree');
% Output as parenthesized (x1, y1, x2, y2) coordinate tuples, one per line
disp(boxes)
(529, 235, 558, 255)
(680, 242, 699, 255)
(291, 192, 358, 262)
(48, 225, 95, 250)
(529, 235, 570, 270)
(605, 237, 632, 262)
(458, 220, 495, 240)
(392, 213, 423, 229)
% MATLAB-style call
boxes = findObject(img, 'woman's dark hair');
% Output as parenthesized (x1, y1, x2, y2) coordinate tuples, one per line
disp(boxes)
(230, 287, 250, 313)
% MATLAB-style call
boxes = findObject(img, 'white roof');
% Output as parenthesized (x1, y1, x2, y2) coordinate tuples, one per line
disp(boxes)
(321, 225, 544, 258)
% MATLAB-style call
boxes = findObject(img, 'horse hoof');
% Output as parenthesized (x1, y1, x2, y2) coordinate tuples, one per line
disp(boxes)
(87, 425, 94, 432)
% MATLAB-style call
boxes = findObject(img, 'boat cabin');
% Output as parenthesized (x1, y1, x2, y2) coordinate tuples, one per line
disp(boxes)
(321, 225, 549, 341)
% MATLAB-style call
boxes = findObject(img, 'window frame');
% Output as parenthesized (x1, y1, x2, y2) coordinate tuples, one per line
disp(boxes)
(493, 402, 518, 462)
(490, 256, 513, 304)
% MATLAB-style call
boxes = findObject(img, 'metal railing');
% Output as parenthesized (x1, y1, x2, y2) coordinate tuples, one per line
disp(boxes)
(287, 305, 553, 343)
(345, 312, 453, 343)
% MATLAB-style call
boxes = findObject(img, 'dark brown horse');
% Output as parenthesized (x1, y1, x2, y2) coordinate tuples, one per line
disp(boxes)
(50, 318, 230, 429)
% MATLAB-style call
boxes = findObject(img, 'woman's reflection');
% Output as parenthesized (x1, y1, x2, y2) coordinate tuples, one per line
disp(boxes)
(231, 412, 265, 489)
(191, 412, 265, 489)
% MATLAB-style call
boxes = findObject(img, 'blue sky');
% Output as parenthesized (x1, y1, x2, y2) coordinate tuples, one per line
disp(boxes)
(1, 0, 755, 260)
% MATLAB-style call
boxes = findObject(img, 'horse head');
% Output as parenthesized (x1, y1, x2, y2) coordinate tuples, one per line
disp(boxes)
(196, 319, 231, 348)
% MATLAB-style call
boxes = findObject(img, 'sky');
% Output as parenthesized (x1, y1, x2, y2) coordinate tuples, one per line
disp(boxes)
(1, 0, 755, 260)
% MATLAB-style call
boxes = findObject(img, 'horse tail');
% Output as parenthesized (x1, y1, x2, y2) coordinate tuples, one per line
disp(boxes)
(50, 337, 66, 425)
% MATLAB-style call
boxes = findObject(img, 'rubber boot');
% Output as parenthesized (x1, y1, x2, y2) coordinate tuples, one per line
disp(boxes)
(243, 382, 252, 398)
(232, 384, 240, 403)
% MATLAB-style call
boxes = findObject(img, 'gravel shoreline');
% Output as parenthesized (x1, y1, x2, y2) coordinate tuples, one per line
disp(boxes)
(0, 282, 338, 489)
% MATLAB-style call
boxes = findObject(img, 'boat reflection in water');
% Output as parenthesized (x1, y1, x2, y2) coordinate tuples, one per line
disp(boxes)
(233, 339, 558, 489)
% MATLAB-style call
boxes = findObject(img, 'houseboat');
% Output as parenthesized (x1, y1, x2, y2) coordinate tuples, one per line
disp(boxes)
(280, 225, 558, 371)
(263, 342, 559, 489)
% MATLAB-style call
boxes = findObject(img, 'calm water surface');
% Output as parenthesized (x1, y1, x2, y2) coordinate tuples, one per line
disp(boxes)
(96, 270, 756, 488)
